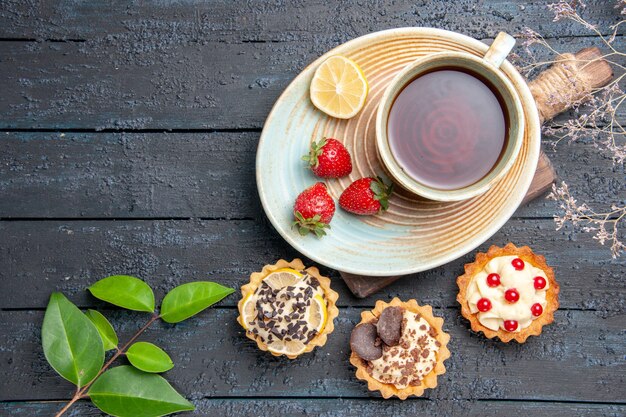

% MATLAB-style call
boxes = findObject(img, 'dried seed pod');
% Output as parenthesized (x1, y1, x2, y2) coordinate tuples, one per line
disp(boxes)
(376, 306, 403, 346)
(350, 323, 382, 361)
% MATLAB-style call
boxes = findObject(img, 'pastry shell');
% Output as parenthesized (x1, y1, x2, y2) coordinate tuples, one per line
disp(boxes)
(349, 297, 451, 400)
(456, 242, 560, 343)
(236, 258, 339, 359)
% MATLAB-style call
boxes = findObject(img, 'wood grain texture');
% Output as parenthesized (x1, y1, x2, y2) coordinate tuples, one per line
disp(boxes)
(1, 133, 623, 220)
(1, 219, 624, 311)
(2, 399, 625, 417)
(0, 36, 623, 130)
(1, 0, 623, 41)
(341, 271, 403, 299)
(0, 131, 261, 219)
(521, 151, 556, 205)
(1, 0, 625, 414)
(1, 308, 624, 402)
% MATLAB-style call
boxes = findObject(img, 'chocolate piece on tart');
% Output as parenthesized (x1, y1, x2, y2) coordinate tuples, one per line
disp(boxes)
(350, 323, 383, 361)
(376, 305, 403, 346)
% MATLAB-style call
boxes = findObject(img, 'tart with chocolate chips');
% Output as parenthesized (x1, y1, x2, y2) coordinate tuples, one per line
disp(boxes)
(349, 298, 450, 399)
(237, 259, 339, 359)
(457, 243, 560, 343)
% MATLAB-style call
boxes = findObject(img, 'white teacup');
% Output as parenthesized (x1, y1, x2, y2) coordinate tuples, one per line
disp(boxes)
(376, 32, 524, 202)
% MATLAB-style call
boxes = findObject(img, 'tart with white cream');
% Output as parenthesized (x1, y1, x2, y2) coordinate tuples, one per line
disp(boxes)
(237, 259, 339, 359)
(457, 243, 560, 343)
(349, 298, 450, 399)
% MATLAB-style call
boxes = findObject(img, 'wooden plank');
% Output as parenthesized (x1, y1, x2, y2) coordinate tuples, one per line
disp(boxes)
(0, 131, 260, 219)
(1, 132, 623, 219)
(1, 399, 624, 417)
(0, 36, 623, 130)
(0, 219, 624, 310)
(521, 151, 556, 205)
(0, 0, 622, 41)
(1, 308, 623, 402)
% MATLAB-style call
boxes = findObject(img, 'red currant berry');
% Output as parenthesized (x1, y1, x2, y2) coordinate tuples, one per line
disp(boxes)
(503, 320, 518, 332)
(533, 276, 547, 290)
(486, 273, 501, 287)
(531, 303, 543, 317)
(477, 298, 492, 312)
(504, 288, 520, 303)
(511, 258, 525, 270)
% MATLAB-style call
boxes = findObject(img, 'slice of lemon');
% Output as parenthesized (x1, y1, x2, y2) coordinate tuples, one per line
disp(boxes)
(310, 55, 368, 119)
(308, 294, 328, 333)
(262, 268, 303, 291)
(240, 294, 256, 330)
(267, 339, 307, 356)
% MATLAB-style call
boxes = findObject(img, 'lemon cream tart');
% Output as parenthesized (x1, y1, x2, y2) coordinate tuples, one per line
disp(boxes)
(457, 243, 560, 343)
(349, 298, 450, 399)
(237, 259, 338, 359)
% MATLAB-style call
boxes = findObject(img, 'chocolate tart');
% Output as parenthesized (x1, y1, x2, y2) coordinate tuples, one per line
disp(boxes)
(349, 298, 450, 400)
(456, 243, 560, 343)
(236, 259, 339, 359)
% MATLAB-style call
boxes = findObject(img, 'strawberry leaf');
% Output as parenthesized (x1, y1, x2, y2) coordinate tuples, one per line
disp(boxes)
(292, 211, 330, 238)
(369, 177, 393, 212)
(370, 181, 384, 196)
(303, 138, 327, 169)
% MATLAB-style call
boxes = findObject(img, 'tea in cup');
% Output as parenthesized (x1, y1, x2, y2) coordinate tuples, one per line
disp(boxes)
(376, 32, 524, 201)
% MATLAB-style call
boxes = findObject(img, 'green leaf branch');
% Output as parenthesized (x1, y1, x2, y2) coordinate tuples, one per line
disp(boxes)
(42, 276, 234, 417)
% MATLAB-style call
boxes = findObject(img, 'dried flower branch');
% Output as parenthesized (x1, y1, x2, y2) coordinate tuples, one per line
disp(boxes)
(517, 1, 626, 257)
(517, 1, 626, 164)
(548, 182, 625, 258)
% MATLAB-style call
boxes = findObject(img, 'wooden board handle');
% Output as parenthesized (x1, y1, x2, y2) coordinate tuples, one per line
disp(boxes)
(528, 47, 613, 124)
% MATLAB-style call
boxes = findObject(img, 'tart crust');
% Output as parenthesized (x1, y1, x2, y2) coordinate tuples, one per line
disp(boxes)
(456, 242, 560, 343)
(349, 297, 451, 400)
(236, 258, 339, 359)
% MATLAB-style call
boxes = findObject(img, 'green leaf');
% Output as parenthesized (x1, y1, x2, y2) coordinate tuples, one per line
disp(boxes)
(126, 342, 174, 373)
(88, 275, 155, 312)
(370, 181, 383, 196)
(160, 282, 234, 323)
(88, 366, 194, 417)
(42, 293, 104, 387)
(85, 309, 119, 351)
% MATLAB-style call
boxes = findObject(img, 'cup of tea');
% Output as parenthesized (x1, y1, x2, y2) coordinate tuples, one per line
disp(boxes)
(376, 32, 524, 201)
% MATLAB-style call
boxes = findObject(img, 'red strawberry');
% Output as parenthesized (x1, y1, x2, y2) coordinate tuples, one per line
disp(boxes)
(339, 177, 393, 215)
(293, 182, 335, 237)
(302, 138, 352, 178)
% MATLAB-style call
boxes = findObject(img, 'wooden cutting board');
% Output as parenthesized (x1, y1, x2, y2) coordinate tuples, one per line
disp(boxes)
(341, 47, 613, 298)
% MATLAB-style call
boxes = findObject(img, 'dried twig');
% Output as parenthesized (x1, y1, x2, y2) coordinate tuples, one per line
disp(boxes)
(518, 0, 625, 257)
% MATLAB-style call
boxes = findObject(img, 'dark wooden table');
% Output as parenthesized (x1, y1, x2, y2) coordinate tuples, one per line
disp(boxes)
(1, 1, 625, 416)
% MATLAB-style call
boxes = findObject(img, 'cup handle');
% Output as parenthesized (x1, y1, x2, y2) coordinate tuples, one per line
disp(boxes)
(483, 32, 516, 68)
